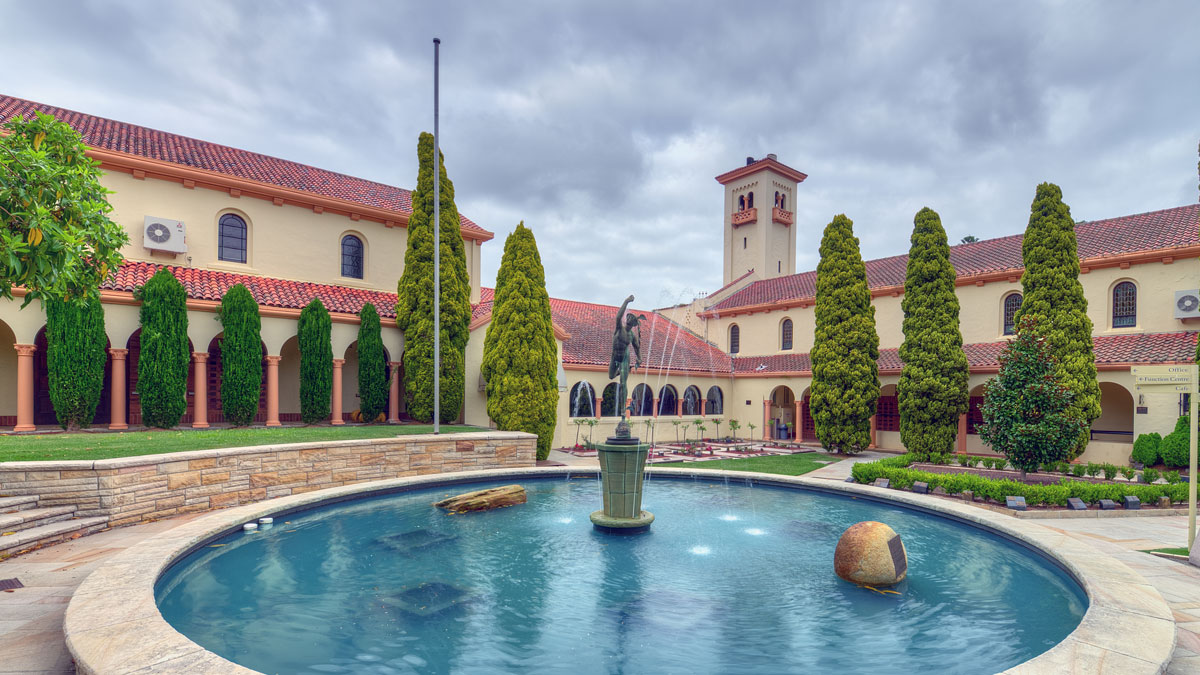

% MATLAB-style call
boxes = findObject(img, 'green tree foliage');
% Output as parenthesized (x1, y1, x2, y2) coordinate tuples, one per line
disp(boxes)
(481, 223, 559, 459)
(1131, 432, 1162, 466)
(898, 208, 970, 460)
(395, 133, 471, 423)
(218, 284, 262, 426)
(1013, 183, 1100, 454)
(136, 269, 190, 428)
(1158, 416, 1191, 469)
(298, 298, 333, 424)
(357, 303, 388, 422)
(45, 296, 107, 429)
(978, 316, 1087, 476)
(810, 214, 880, 453)
(0, 112, 128, 305)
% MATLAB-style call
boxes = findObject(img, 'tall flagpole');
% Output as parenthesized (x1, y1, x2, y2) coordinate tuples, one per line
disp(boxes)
(432, 37, 441, 434)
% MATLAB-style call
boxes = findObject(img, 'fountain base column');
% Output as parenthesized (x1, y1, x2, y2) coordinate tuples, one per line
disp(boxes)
(591, 421, 654, 534)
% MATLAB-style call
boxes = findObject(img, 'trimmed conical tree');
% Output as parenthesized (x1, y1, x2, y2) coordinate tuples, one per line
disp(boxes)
(45, 296, 107, 429)
(299, 298, 333, 424)
(979, 315, 1087, 476)
(136, 269, 190, 428)
(357, 303, 388, 423)
(1013, 183, 1100, 454)
(395, 132, 471, 424)
(897, 207, 969, 459)
(810, 214, 880, 453)
(218, 284, 262, 426)
(482, 223, 559, 460)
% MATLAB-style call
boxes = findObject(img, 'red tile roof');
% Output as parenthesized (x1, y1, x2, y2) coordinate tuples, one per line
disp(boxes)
(711, 204, 1200, 312)
(105, 261, 399, 318)
(731, 331, 1199, 375)
(0, 94, 490, 238)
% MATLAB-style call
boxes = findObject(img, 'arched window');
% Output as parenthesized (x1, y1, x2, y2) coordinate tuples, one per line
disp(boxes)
(781, 319, 793, 351)
(780, 194, 786, 210)
(631, 384, 653, 416)
(341, 235, 364, 279)
(218, 214, 247, 263)
(1113, 281, 1137, 328)
(738, 195, 746, 212)
(729, 324, 740, 354)
(658, 385, 678, 416)
(774, 191, 781, 208)
(705, 386, 723, 415)
(682, 386, 702, 415)
(1002, 293, 1022, 335)
(601, 383, 619, 417)
(747, 192, 754, 208)
(569, 382, 595, 418)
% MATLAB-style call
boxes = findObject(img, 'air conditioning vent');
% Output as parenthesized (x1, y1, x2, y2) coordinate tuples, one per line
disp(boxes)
(142, 216, 187, 254)
(1174, 290, 1200, 319)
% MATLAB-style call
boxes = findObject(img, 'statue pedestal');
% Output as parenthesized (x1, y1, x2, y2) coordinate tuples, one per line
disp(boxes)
(590, 434, 654, 534)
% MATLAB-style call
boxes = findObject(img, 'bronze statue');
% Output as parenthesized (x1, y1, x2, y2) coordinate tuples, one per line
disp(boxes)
(609, 294, 645, 420)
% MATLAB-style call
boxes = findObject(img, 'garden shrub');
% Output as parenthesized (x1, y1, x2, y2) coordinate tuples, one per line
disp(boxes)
(1084, 463, 1100, 478)
(298, 298, 333, 424)
(1142, 468, 1160, 484)
(1071, 464, 1087, 478)
(1160, 425, 1190, 469)
(481, 223, 559, 460)
(851, 456, 1187, 506)
(1164, 470, 1182, 484)
(45, 296, 107, 429)
(1132, 432, 1162, 466)
(1120, 467, 1137, 481)
(218, 284, 262, 426)
(810, 214, 879, 453)
(897, 207, 969, 459)
(136, 269, 190, 428)
(978, 316, 1086, 475)
(357, 303, 388, 423)
(1102, 464, 1118, 481)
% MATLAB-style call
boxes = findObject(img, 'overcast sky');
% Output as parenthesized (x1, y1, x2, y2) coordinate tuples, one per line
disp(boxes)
(4, 1, 1198, 307)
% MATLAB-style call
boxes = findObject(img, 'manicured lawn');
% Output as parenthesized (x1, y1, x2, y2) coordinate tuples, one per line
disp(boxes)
(694, 452, 840, 476)
(0, 425, 487, 463)
(1141, 547, 1190, 556)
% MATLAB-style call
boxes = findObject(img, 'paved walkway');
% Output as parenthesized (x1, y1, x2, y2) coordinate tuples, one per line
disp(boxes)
(2, 457, 1197, 674)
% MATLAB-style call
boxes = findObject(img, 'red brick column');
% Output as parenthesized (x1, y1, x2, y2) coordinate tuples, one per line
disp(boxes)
(108, 348, 129, 430)
(387, 361, 401, 424)
(331, 358, 345, 425)
(265, 356, 281, 427)
(957, 413, 968, 453)
(652, 397, 659, 418)
(191, 352, 209, 428)
(14, 344, 36, 431)
(762, 399, 771, 441)
(869, 414, 877, 449)
(794, 400, 803, 441)
(594, 396, 602, 419)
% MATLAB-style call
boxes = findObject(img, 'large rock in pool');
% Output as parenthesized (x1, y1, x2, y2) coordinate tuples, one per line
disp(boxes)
(834, 521, 907, 586)
(434, 485, 527, 513)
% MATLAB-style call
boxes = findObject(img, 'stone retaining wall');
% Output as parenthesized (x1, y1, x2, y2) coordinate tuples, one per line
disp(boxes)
(0, 432, 535, 527)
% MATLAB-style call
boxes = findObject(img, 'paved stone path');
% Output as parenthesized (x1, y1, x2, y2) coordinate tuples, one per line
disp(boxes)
(1, 457, 1197, 674)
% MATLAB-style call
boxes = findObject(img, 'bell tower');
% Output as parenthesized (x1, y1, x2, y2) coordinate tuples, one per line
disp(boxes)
(716, 154, 808, 286)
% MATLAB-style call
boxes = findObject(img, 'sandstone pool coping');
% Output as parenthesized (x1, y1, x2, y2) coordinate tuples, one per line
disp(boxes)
(64, 466, 1176, 674)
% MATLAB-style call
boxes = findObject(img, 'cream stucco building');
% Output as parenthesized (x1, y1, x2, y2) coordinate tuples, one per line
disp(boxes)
(2, 94, 1197, 466)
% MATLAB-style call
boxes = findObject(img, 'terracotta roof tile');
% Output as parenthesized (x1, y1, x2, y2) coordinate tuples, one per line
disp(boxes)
(105, 261, 398, 318)
(730, 332, 1198, 375)
(0, 94, 490, 237)
(712, 204, 1200, 312)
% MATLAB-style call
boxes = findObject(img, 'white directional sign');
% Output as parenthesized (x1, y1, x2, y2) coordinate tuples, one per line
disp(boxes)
(1132, 365, 1198, 548)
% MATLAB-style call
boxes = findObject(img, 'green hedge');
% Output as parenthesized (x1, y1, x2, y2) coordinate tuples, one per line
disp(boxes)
(45, 296, 107, 429)
(357, 303, 388, 422)
(218, 284, 262, 426)
(851, 455, 1188, 506)
(136, 269, 190, 428)
(298, 298, 333, 424)
(1131, 432, 1161, 466)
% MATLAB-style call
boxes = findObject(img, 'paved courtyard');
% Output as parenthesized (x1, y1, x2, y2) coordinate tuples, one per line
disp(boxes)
(0, 455, 1196, 674)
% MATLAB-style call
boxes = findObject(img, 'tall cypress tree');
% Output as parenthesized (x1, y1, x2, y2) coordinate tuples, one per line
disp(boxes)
(810, 214, 880, 453)
(45, 296, 107, 429)
(357, 303, 388, 423)
(482, 223, 559, 460)
(396, 132, 471, 424)
(218, 284, 262, 426)
(299, 298, 333, 424)
(897, 207, 969, 459)
(1013, 183, 1100, 453)
(136, 269, 189, 428)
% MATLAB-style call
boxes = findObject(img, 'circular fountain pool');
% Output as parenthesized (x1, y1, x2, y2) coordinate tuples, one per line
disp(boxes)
(154, 476, 1087, 674)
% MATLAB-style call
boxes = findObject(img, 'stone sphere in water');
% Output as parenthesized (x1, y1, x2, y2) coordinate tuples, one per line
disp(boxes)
(834, 521, 907, 586)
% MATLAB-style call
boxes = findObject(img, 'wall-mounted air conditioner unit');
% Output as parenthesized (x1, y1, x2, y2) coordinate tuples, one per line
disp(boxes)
(1174, 290, 1200, 319)
(143, 216, 187, 254)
